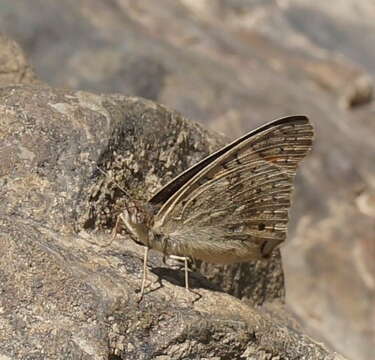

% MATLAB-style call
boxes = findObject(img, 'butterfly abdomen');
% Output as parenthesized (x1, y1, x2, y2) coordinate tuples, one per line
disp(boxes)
(151, 226, 272, 264)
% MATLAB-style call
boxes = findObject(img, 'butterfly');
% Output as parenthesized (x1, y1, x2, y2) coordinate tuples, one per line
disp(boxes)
(110, 115, 314, 300)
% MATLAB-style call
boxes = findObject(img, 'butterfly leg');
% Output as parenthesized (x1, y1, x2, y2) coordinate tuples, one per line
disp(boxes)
(100, 214, 123, 247)
(138, 246, 149, 302)
(111, 214, 122, 239)
(184, 256, 189, 291)
(168, 255, 190, 291)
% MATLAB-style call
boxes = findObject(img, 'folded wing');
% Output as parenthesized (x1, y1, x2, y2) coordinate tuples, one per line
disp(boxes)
(152, 116, 313, 260)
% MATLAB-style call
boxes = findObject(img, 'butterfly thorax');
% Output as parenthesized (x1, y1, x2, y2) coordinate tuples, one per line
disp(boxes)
(119, 200, 155, 247)
(119, 199, 183, 255)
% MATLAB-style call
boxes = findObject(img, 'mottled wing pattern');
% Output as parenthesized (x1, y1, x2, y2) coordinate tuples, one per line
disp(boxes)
(151, 116, 313, 262)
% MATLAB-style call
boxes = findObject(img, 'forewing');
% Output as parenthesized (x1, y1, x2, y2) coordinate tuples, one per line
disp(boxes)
(152, 116, 313, 258)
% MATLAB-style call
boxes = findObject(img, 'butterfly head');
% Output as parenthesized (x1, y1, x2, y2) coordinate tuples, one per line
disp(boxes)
(119, 199, 154, 247)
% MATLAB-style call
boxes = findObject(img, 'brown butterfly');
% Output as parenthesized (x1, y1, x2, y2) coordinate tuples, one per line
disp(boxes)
(111, 115, 314, 299)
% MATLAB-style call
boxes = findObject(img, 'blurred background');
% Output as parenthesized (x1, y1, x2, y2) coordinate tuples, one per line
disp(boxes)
(0, 1, 374, 359)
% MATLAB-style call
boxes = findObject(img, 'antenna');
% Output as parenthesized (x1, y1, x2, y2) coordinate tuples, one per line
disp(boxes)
(96, 166, 132, 198)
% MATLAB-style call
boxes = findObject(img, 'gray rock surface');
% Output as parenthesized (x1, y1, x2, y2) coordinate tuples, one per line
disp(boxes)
(0, 1, 374, 359)
(0, 37, 348, 359)
(0, 33, 39, 86)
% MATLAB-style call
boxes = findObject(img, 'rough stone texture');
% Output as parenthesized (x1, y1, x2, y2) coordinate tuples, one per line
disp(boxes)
(195, 251, 285, 306)
(0, 2, 375, 359)
(0, 83, 345, 359)
(0, 33, 39, 86)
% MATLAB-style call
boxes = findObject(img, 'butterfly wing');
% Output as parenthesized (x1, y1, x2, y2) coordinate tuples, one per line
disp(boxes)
(150, 116, 307, 206)
(150, 116, 313, 263)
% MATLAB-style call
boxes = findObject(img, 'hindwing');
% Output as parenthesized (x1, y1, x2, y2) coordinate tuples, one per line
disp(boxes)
(150, 115, 313, 258)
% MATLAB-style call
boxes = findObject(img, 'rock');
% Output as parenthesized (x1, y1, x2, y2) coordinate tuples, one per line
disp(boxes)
(0, 81, 346, 359)
(1, 1, 375, 357)
(0, 33, 39, 86)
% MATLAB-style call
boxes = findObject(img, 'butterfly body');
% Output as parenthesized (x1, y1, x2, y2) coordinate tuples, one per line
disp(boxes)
(113, 115, 314, 298)
(153, 225, 264, 264)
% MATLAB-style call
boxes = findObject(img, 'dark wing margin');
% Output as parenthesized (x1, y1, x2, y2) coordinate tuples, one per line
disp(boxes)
(149, 115, 309, 207)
